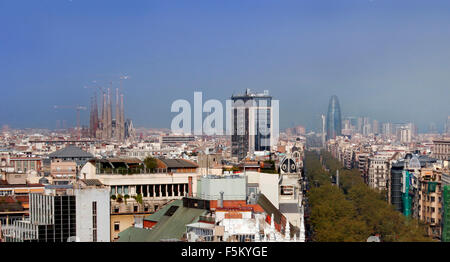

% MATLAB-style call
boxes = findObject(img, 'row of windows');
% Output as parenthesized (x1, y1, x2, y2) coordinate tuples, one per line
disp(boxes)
(111, 184, 188, 198)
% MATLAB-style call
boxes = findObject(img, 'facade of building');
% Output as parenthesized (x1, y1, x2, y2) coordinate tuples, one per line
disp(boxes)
(368, 156, 391, 192)
(80, 157, 200, 241)
(433, 139, 450, 161)
(10, 157, 42, 173)
(75, 187, 110, 242)
(391, 160, 405, 212)
(418, 168, 442, 239)
(50, 159, 77, 185)
(161, 135, 195, 145)
(231, 89, 273, 161)
(2, 185, 110, 242)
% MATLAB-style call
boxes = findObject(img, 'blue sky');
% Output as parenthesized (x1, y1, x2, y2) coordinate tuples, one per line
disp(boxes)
(1, 0, 450, 132)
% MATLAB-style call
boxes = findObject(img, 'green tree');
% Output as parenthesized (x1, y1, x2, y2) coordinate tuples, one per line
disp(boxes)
(304, 150, 432, 242)
(144, 157, 158, 172)
(133, 193, 143, 205)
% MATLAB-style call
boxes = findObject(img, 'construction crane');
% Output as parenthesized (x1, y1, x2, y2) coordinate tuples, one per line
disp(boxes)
(119, 74, 129, 90)
(84, 82, 104, 94)
(53, 105, 87, 139)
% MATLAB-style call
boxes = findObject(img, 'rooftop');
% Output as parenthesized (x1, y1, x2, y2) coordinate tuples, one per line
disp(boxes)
(159, 158, 198, 169)
(48, 145, 93, 159)
(119, 199, 207, 242)
(0, 183, 45, 189)
(80, 179, 103, 187)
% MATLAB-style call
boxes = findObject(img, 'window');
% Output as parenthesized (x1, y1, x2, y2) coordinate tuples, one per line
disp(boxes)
(92, 201, 97, 242)
(114, 222, 120, 232)
(134, 206, 138, 212)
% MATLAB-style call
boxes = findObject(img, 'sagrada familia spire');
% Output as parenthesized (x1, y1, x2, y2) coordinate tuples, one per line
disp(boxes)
(89, 81, 127, 141)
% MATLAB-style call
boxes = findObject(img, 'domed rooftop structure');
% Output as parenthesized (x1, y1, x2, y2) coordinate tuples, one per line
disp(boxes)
(408, 155, 421, 169)
(39, 177, 49, 185)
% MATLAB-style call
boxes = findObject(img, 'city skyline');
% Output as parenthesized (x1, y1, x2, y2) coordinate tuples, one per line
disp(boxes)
(1, 1, 450, 132)
(3, 1, 450, 247)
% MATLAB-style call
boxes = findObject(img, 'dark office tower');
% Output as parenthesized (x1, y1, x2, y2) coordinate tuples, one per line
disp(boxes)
(231, 89, 272, 161)
(29, 193, 76, 242)
(326, 95, 342, 140)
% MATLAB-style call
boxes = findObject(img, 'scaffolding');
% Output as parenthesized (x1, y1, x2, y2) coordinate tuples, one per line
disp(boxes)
(402, 171, 412, 217)
(443, 185, 450, 242)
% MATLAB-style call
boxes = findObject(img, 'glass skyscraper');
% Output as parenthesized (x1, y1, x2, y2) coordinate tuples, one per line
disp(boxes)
(326, 95, 342, 140)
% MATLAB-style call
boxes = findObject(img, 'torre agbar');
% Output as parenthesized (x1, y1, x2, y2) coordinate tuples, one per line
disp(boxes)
(326, 95, 342, 141)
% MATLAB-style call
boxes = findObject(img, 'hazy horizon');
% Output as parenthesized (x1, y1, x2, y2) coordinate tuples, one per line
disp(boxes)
(1, 0, 450, 133)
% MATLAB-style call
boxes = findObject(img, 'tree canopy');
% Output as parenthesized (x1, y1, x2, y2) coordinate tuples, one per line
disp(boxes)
(304, 151, 432, 242)
(144, 157, 158, 171)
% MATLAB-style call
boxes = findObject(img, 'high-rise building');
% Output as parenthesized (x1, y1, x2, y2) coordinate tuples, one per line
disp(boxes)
(326, 95, 342, 140)
(373, 119, 379, 135)
(357, 117, 363, 134)
(362, 117, 371, 136)
(445, 116, 450, 136)
(231, 89, 273, 161)
(321, 114, 326, 147)
(382, 122, 393, 137)
(394, 122, 414, 143)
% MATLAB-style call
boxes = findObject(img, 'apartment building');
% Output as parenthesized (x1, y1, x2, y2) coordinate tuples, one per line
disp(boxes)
(1, 183, 110, 242)
(418, 168, 443, 239)
(79, 157, 200, 241)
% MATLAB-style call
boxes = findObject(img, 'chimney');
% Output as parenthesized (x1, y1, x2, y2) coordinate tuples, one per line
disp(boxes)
(219, 191, 224, 208)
